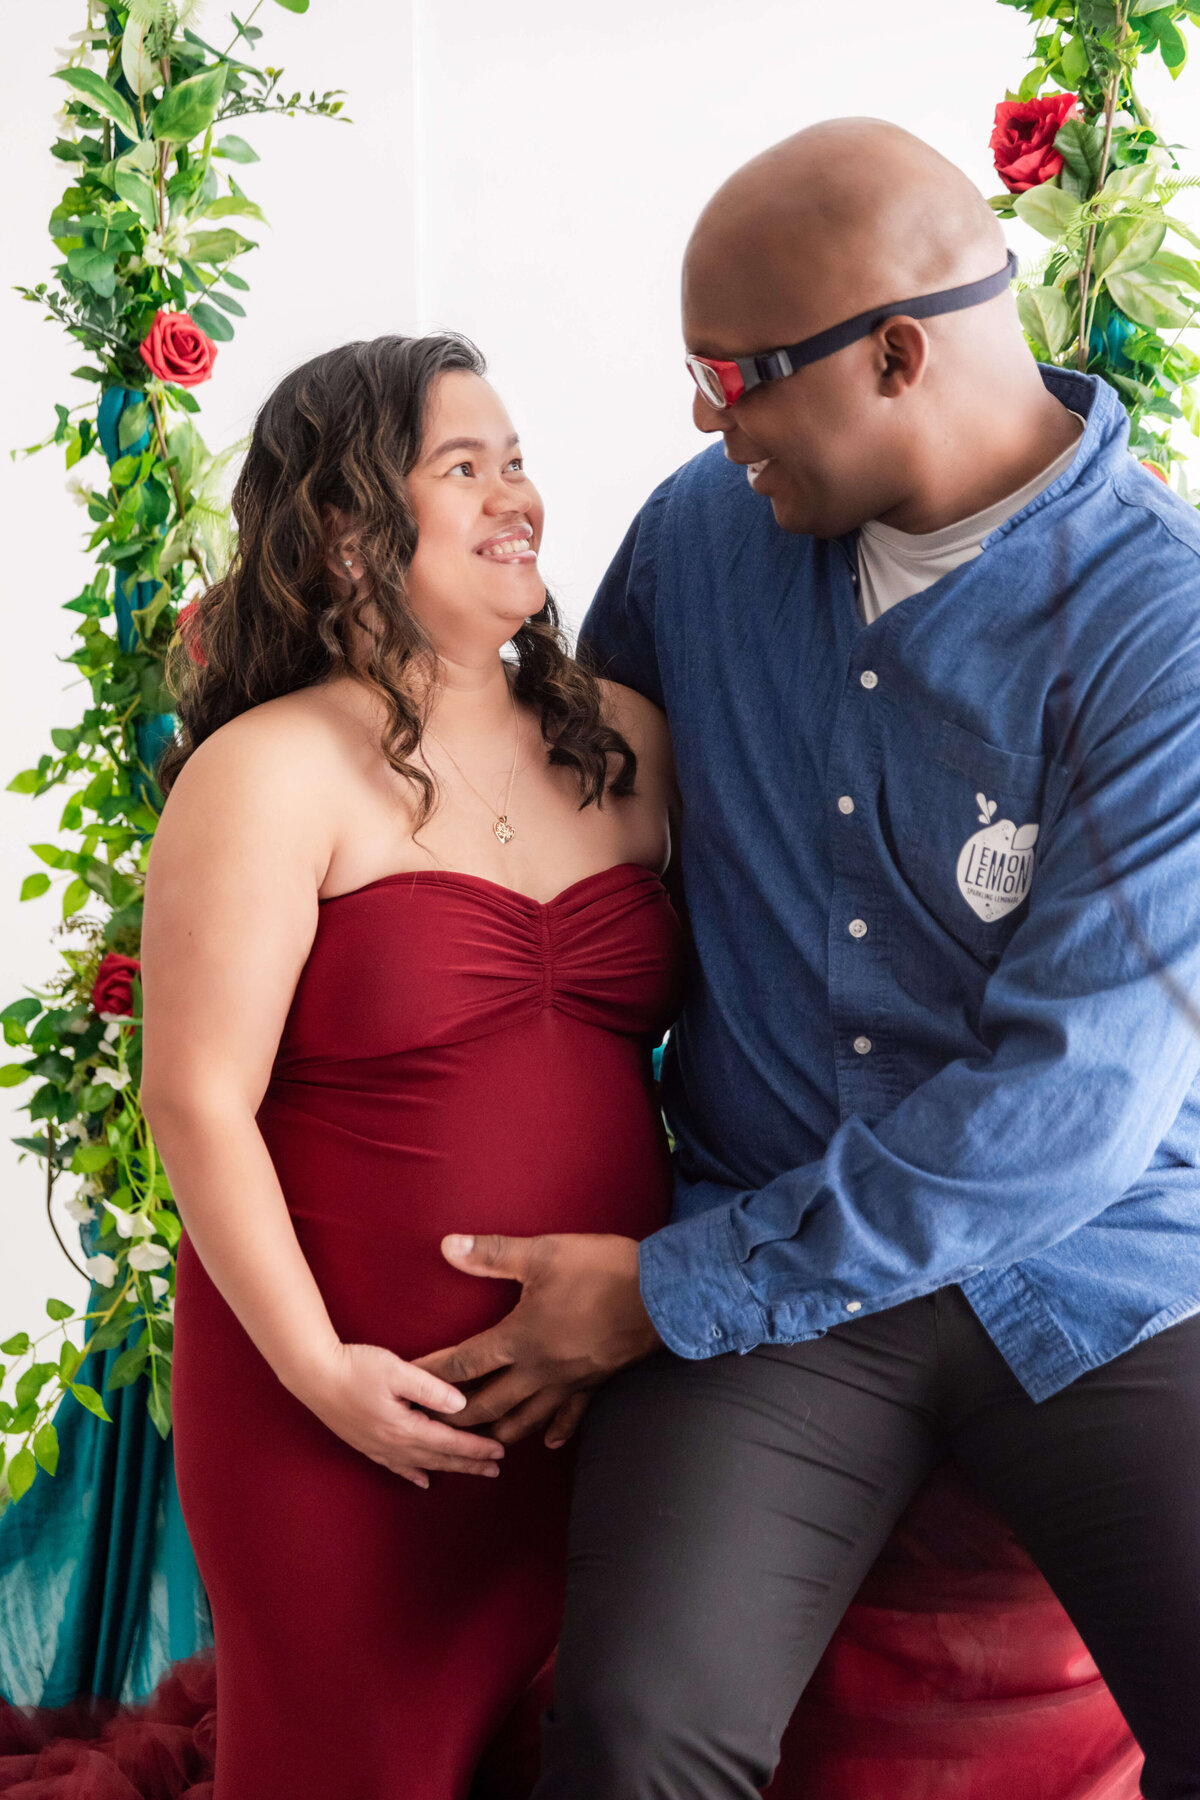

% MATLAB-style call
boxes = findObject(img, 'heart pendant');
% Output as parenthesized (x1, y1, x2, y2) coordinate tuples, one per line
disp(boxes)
(494, 817, 516, 845)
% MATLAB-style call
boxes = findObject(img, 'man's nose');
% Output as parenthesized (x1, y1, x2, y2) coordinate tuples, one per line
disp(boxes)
(692, 390, 729, 436)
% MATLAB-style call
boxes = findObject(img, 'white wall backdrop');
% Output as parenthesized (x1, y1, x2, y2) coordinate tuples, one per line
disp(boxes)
(1, 0, 1197, 1329)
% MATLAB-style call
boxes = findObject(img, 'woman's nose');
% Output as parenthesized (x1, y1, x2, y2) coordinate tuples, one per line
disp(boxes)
(482, 475, 530, 512)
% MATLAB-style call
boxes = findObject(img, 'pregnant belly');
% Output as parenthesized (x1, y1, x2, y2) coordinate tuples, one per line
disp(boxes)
(251, 1014, 671, 1361)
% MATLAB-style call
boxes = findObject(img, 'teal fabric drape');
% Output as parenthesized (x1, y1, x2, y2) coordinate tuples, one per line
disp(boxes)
(0, 1301, 211, 1706)
(0, 386, 209, 1706)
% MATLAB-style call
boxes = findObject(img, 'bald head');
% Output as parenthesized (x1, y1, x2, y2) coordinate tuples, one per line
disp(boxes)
(684, 118, 1007, 355)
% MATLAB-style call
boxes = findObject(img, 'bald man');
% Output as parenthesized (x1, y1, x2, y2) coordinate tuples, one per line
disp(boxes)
(424, 122, 1200, 1795)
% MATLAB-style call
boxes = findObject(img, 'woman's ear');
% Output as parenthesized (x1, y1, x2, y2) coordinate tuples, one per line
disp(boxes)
(322, 504, 362, 587)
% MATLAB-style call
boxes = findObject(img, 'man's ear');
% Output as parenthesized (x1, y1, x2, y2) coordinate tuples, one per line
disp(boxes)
(875, 317, 930, 397)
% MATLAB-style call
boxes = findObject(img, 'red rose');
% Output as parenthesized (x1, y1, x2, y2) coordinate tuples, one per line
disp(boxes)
(138, 310, 218, 388)
(92, 953, 141, 1021)
(990, 92, 1080, 194)
(176, 599, 208, 667)
(1141, 460, 1169, 484)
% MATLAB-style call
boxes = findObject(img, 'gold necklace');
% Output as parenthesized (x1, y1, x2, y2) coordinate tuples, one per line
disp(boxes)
(425, 679, 521, 846)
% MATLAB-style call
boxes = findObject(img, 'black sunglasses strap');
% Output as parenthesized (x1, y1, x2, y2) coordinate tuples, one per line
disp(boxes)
(757, 248, 1019, 380)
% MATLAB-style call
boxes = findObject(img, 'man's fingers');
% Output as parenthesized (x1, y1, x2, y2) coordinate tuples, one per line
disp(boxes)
(545, 1389, 591, 1449)
(452, 1368, 547, 1430)
(415, 1330, 514, 1389)
(491, 1386, 571, 1446)
(441, 1232, 534, 1281)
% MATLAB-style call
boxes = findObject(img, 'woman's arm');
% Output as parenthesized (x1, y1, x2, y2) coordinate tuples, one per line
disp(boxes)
(140, 702, 504, 1488)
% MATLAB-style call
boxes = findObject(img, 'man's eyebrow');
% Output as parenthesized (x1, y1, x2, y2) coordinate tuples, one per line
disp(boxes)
(426, 433, 521, 459)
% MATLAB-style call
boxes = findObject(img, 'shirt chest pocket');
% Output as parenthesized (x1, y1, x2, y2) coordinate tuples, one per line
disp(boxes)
(896, 720, 1070, 965)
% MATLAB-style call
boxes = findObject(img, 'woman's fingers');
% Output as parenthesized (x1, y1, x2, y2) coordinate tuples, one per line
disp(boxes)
(400, 1411, 504, 1460)
(393, 1359, 469, 1417)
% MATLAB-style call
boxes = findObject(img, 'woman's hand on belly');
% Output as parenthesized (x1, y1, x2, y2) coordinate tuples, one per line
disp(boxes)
(289, 1342, 507, 1489)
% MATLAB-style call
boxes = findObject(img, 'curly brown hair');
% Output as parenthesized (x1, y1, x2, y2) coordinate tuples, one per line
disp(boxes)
(156, 333, 637, 817)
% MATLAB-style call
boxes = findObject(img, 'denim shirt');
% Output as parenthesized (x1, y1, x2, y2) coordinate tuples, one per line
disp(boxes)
(580, 367, 1200, 1401)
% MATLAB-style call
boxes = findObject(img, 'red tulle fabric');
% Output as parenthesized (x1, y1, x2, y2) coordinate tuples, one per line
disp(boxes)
(0, 1468, 1142, 1798)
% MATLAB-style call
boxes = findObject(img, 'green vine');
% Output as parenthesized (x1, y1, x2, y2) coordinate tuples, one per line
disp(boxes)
(995, 0, 1200, 477)
(0, 0, 345, 1508)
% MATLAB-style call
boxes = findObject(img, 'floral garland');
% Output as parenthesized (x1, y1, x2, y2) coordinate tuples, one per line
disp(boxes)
(0, 0, 344, 1507)
(993, 0, 1200, 480)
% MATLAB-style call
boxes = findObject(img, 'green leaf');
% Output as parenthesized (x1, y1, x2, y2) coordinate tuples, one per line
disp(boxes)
(151, 65, 228, 144)
(66, 245, 117, 297)
(62, 876, 91, 919)
(190, 301, 234, 342)
(52, 69, 140, 142)
(33, 1421, 60, 1477)
(1101, 164, 1159, 203)
(1055, 118, 1106, 195)
(20, 873, 51, 902)
(46, 1298, 75, 1322)
(185, 228, 254, 263)
(1095, 216, 1168, 282)
(0, 1333, 30, 1356)
(7, 770, 42, 795)
(1106, 269, 1196, 328)
(1013, 183, 1084, 242)
(214, 134, 259, 164)
(105, 1343, 148, 1390)
(221, 268, 250, 290)
(273, 0, 311, 11)
(72, 1143, 115, 1173)
(1145, 249, 1200, 293)
(1132, 0, 1178, 10)
(117, 402, 150, 452)
(120, 20, 161, 98)
(203, 289, 246, 317)
(113, 168, 158, 230)
(147, 1367, 172, 1439)
(202, 195, 267, 224)
(59, 1340, 85, 1382)
(0, 1064, 32, 1087)
(1058, 33, 1090, 85)
(15, 1362, 57, 1407)
(67, 1382, 113, 1424)
(7, 1447, 36, 1503)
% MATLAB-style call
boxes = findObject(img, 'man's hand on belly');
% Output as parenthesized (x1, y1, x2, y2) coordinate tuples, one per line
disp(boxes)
(414, 1233, 662, 1446)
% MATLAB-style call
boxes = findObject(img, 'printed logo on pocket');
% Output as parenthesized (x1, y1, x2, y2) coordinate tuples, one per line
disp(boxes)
(956, 793, 1039, 923)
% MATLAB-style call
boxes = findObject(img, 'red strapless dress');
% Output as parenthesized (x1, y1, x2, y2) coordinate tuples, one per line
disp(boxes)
(169, 863, 683, 1800)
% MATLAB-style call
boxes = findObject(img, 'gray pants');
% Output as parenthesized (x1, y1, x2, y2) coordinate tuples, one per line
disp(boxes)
(533, 1286, 1200, 1800)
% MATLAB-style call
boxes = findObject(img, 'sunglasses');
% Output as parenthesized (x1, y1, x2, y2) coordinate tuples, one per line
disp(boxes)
(685, 249, 1019, 410)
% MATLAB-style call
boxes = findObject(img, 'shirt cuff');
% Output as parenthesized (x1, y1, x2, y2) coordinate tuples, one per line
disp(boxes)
(639, 1201, 767, 1358)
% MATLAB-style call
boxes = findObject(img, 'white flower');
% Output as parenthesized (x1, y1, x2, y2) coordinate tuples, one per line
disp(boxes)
(102, 1198, 153, 1239)
(65, 475, 91, 508)
(85, 1252, 118, 1287)
(149, 1274, 170, 1303)
(102, 1021, 126, 1041)
(61, 1117, 89, 1139)
(163, 1295, 176, 1323)
(101, 1067, 132, 1090)
(142, 231, 167, 268)
(65, 1196, 97, 1224)
(128, 1241, 171, 1273)
(78, 1176, 99, 1197)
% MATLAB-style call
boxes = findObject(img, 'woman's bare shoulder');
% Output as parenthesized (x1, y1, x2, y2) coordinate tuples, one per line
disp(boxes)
(596, 678, 670, 757)
(152, 687, 360, 887)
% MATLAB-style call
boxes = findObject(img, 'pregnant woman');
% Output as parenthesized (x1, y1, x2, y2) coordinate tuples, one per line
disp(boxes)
(139, 333, 681, 1798)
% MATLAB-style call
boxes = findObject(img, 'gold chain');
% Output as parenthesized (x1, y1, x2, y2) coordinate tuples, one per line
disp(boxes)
(424, 676, 521, 845)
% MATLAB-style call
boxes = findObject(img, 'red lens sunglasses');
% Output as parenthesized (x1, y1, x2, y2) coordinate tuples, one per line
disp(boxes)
(685, 250, 1018, 409)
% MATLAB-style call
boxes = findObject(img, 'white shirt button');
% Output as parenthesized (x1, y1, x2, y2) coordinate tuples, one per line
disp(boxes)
(837, 795, 855, 815)
(848, 918, 868, 939)
(859, 669, 878, 690)
(845, 1300, 862, 1313)
(853, 1035, 872, 1055)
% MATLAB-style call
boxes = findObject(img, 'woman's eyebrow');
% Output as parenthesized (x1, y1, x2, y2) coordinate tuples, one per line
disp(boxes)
(426, 433, 521, 459)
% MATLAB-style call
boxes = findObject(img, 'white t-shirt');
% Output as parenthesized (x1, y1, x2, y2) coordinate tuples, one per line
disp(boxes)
(856, 413, 1086, 625)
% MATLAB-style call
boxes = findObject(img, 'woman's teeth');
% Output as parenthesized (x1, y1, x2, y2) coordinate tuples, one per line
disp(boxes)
(477, 537, 533, 560)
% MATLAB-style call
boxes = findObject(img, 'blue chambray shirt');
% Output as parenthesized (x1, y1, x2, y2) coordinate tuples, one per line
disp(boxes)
(580, 366, 1200, 1401)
